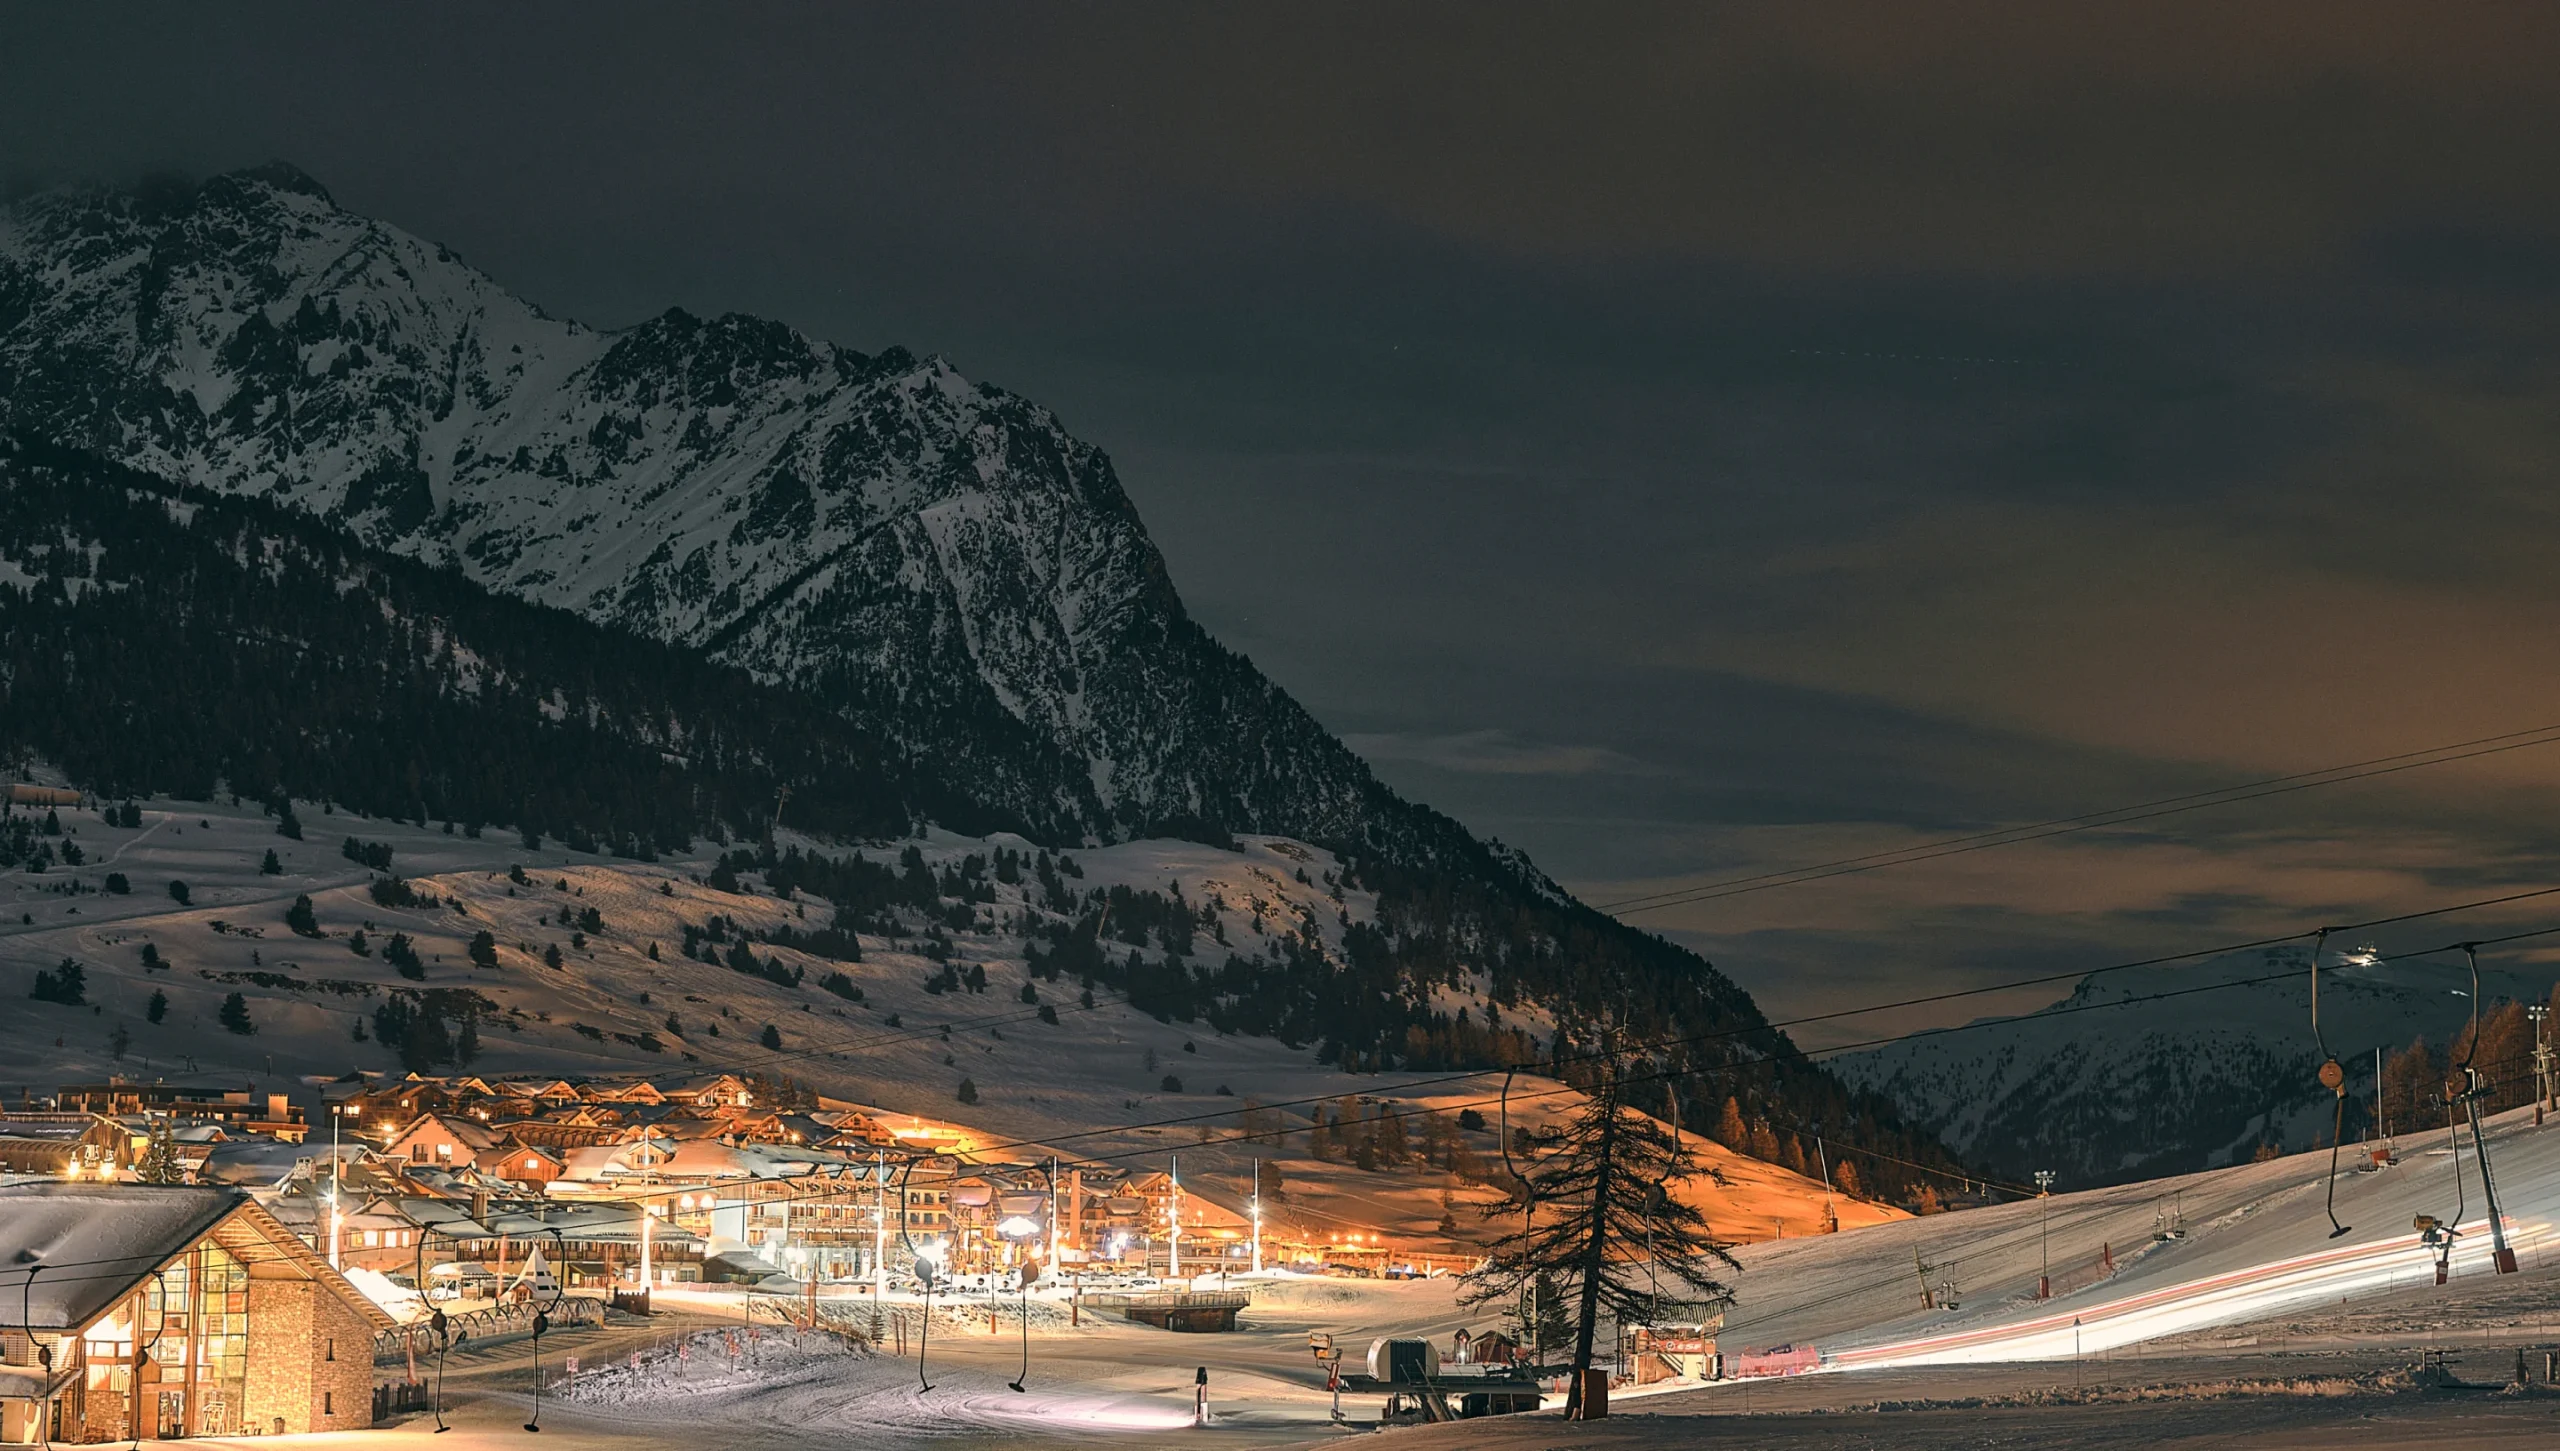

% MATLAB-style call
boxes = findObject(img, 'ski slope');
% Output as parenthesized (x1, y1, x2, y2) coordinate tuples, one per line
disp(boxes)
(1712, 1102, 2560, 1374)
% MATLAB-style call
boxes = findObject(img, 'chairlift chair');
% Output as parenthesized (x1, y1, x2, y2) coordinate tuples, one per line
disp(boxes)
(2446, 945, 2519, 1275)
(2305, 929, 2351, 1238)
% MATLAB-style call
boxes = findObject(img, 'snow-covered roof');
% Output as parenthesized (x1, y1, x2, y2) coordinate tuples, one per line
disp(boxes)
(195, 1138, 342, 1187)
(476, 1202, 697, 1247)
(0, 1185, 403, 1335)
(0, 1186, 245, 1328)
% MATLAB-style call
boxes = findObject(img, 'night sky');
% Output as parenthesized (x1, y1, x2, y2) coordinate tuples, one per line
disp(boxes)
(14, 5, 2560, 1043)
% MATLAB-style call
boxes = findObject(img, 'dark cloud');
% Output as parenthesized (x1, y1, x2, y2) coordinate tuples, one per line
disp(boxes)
(10, 4, 2560, 1027)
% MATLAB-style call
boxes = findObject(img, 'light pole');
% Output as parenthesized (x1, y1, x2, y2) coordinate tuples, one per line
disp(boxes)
(640, 1202, 657, 1288)
(1249, 1177, 1264, 1275)
(1167, 1154, 1183, 1282)
(2034, 1170, 2055, 1300)
(873, 1153, 889, 1299)
(2531, 1005, 2552, 1126)
(328, 1103, 348, 1269)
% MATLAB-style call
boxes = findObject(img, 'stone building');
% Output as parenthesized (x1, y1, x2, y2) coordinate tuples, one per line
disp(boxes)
(0, 1184, 395, 1441)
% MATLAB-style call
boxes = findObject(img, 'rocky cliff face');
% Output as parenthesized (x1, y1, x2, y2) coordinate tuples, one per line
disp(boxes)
(0, 164, 1373, 844)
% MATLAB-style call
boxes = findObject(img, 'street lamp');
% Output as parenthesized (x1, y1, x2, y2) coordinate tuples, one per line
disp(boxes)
(328, 1103, 351, 1269)
(2531, 1005, 2552, 1126)
(1167, 1154, 1183, 1282)
(641, 1202, 659, 1287)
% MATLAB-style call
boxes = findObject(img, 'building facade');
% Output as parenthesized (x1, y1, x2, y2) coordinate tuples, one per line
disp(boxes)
(0, 1185, 394, 1442)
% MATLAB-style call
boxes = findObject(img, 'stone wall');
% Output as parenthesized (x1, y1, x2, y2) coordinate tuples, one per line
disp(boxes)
(244, 1277, 381, 1433)
(245, 1278, 316, 1434)
(314, 1287, 383, 1427)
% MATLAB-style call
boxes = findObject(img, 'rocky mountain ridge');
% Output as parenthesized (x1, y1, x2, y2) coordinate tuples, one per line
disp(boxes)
(0, 163, 1368, 845)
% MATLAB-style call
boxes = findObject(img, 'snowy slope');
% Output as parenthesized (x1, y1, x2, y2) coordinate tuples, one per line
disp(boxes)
(1832, 947, 2560, 1187)
(0, 794, 1896, 1249)
(0, 166, 1375, 842)
(1704, 1100, 2560, 1369)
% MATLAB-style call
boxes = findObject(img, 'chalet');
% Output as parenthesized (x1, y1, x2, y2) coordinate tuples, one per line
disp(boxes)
(662, 1074, 755, 1111)
(488, 1138, 567, 1187)
(0, 1185, 395, 1441)
(382, 1112, 503, 1172)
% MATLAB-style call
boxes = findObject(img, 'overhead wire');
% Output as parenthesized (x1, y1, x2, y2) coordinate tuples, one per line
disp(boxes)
(20, 917, 2560, 1299)
(483, 879, 2560, 1149)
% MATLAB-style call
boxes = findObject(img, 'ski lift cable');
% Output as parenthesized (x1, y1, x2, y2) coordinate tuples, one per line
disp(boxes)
(25, 987, 2560, 1304)
(913, 886, 2560, 1169)
(30, 914, 2560, 1293)
(26, 1029, 2560, 1307)
(630, 876, 2560, 1123)
(1020, 920, 2560, 1192)
(1598, 724, 2560, 917)
(1714, 1195, 2129, 1339)
(30, 935, 2560, 1299)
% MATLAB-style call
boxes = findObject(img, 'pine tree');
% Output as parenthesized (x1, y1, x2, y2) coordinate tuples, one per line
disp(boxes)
(760, 1024, 782, 1050)
(1714, 1096, 1747, 1148)
(259, 849, 282, 876)
(456, 1014, 481, 1066)
(284, 894, 320, 937)
(31, 958, 88, 1005)
(146, 989, 168, 1024)
(218, 992, 255, 1035)
(1461, 1031, 1736, 1415)
(956, 1077, 979, 1105)
(135, 1121, 183, 1184)
(384, 932, 423, 980)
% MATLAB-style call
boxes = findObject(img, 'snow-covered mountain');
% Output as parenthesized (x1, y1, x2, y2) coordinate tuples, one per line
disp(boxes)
(0, 164, 1367, 844)
(0, 165, 1970, 1195)
(1831, 946, 2560, 1188)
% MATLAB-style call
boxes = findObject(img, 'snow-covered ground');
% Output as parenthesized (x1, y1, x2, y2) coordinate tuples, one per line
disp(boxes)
(1694, 1100, 2560, 1373)
(0, 792, 1885, 1251)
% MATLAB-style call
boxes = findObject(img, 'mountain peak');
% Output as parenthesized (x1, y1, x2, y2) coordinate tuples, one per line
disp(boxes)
(0, 169, 1391, 849)
(220, 159, 336, 205)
